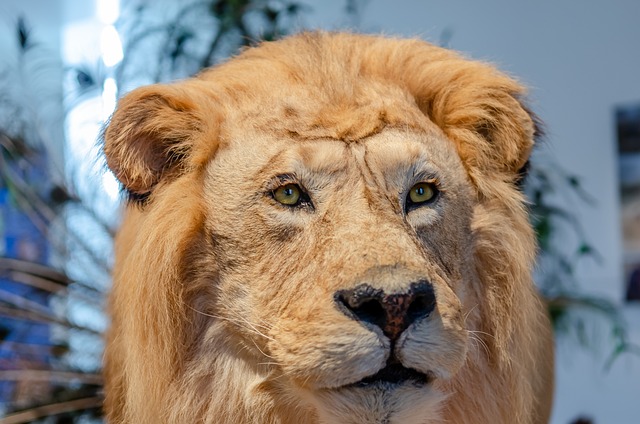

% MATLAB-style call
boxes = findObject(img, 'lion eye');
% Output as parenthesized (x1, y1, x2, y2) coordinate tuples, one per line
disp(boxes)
(273, 184, 302, 206)
(406, 182, 438, 210)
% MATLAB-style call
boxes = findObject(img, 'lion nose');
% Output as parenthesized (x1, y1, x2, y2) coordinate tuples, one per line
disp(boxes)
(335, 281, 436, 342)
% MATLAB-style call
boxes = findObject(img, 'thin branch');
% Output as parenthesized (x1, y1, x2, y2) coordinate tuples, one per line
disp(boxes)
(0, 304, 102, 335)
(0, 257, 106, 300)
(200, 22, 228, 69)
(0, 341, 62, 354)
(0, 257, 70, 284)
(0, 370, 102, 385)
(0, 396, 102, 424)
(0, 288, 53, 317)
(0, 270, 104, 307)
(117, 1, 209, 86)
(1, 270, 66, 294)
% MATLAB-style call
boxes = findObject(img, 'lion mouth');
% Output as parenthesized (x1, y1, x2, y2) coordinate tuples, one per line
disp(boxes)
(354, 362, 430, 387)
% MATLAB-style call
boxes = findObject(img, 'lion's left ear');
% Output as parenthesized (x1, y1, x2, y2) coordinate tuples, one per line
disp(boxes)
(103, 82, 215, 200)
(417, 72, 539, 179)
(406, 59, 538, 181)
(360, 37, 538, 183)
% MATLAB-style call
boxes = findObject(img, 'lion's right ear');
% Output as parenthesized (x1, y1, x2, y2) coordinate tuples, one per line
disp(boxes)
(103, 83, 208, 200)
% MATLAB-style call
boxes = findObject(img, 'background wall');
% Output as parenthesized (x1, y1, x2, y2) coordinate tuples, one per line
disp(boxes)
(299, 1, 640, 423)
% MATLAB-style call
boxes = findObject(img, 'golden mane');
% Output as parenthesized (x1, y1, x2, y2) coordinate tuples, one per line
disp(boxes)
(103, 32, 553, 423)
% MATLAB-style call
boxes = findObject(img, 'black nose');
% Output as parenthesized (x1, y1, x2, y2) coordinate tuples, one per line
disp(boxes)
(335, 281, 436, 341)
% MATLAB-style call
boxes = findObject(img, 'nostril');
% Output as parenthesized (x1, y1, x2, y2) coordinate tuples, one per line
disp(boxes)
(335, 286, 387, 329)
(350, 298, 386, 329)
(406, 291, 436, 325)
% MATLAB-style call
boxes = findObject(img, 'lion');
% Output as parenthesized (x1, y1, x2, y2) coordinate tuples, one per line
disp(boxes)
(102, 32, 554, 423)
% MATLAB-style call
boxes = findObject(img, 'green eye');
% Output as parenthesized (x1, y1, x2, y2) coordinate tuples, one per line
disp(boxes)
(408, 182, 437, 205)
(273, 184, 302, 206)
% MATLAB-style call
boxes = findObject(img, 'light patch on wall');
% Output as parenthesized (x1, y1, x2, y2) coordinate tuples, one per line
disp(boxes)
(100, 25, 123, 67)
(97, 0, 120, 25)
(102, 171, 120, 201)
(102, 77, 117, 119)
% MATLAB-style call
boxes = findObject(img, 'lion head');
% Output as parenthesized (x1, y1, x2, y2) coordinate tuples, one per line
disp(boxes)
(103, 32, 554, 424)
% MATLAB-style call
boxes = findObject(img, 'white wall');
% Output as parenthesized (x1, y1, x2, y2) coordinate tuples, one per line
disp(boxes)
(299, 1, 640, 423)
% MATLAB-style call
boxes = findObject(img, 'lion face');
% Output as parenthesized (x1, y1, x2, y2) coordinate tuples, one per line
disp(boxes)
(203, 124, 472, 399)
(193, 125, 475, 422)
(103, 32, 553, 424)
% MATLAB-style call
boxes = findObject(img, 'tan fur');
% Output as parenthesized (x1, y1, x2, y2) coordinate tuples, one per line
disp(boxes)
(103, 32, 554, 423)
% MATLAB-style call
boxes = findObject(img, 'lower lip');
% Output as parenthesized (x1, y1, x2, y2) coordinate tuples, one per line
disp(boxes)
(353, 363, 430, 387)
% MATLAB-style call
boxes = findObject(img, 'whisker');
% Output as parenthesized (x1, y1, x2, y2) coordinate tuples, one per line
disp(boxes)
(187, 305, 276, 342)
(466, 331, 490, 357)
(467, 329, 496, 339)
(230, 312, 276, 338)
(250, 338, 276, 360)
(463, 304, 480, 324)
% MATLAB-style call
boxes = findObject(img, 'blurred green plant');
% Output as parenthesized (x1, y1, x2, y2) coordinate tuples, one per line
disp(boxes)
(118, 0, 308, 82)
(526, 156, 639, 365)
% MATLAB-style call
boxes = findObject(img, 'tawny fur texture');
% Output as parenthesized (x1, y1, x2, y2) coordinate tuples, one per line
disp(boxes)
(103, 32, 554, 424)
